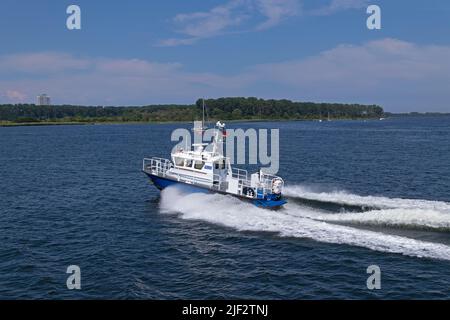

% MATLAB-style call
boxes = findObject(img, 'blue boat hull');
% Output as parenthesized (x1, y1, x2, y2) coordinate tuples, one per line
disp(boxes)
(147, 173, 180, 190)
(144, 172, 287, 209)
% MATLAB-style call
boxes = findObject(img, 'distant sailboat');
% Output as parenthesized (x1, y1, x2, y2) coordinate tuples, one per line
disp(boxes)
(327, 112, 331, 122)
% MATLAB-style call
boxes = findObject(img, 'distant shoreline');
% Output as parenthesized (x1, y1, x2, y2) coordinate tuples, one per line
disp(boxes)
(1, 117, 383, 128)
(2, 114, 450, 128)
(0, 118, 387, 127)
(0, 98, 384, 126)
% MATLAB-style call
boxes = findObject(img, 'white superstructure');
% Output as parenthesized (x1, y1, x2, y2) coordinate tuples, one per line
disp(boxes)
(143, 121, 286, 208)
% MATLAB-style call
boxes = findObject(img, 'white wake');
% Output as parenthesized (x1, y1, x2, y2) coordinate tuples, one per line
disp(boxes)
(299, 208, 450, 230)
(284, 185, 450, 212)
(160, 186, 450, 261)
(284, 185, 450, 230)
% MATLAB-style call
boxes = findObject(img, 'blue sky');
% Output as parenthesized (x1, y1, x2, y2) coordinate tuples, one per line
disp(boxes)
(0, 0, 449, 112)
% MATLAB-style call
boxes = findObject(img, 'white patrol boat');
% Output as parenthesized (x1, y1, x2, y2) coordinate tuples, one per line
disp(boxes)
(142, 120, 287, 209)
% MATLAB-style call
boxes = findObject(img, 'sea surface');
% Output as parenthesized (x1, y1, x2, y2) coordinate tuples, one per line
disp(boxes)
(1, 117, 450, 299)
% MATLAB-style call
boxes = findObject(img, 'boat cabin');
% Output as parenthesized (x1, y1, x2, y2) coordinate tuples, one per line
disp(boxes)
(170, 143, 231, 186)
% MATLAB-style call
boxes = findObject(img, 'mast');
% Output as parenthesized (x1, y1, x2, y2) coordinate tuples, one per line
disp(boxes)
(202, 98, 205, 130)
(193, 98, 207, 134)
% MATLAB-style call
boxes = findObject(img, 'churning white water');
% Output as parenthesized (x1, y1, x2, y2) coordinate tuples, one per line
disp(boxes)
(159, 185, 450, 261)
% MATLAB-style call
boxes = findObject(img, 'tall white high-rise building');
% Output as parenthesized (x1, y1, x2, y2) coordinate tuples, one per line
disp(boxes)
(37, 94, 51, 106)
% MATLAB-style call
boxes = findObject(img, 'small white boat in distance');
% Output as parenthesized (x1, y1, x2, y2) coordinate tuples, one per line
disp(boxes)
(142, 121, 287, 209)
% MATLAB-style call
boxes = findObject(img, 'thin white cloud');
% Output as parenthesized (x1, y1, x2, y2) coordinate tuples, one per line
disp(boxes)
(255, 0, 300, 30)
(159, 0, 370, 46)
(95, 58, 182, 76)
(239, 38, 450, 111)
(157, 37, 200, 47)
(248, 38, 450, 85)
(174, 0, 247, 37)
(0, 53, 194, 105)
(311, 0, 369, 16)
(158, 0, 301, 46)
(158, 0, 250, 46)
(0, 52, 90, 74)
(1, 39, 450, 111)
(2, 89, 27, 102)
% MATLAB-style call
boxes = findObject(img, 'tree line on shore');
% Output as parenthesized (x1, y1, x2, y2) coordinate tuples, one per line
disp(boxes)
(0, 97, 384, 124)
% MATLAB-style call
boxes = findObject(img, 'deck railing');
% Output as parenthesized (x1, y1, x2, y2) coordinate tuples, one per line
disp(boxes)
(259, 171, 284, 195)
(143, 157, 173, 176)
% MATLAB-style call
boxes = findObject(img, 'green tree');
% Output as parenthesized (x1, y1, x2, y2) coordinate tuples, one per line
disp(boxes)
(231, 108, 242, 119)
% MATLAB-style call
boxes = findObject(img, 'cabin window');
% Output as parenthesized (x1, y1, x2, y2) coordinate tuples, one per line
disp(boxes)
(174, 157, 184, 166)
(194, 161, 205, 170)
(185, 159, 193, 167)
(214, 160, 227, 170)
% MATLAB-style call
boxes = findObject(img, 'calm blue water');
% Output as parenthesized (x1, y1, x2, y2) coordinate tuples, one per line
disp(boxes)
(1, 117, 450, 299)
